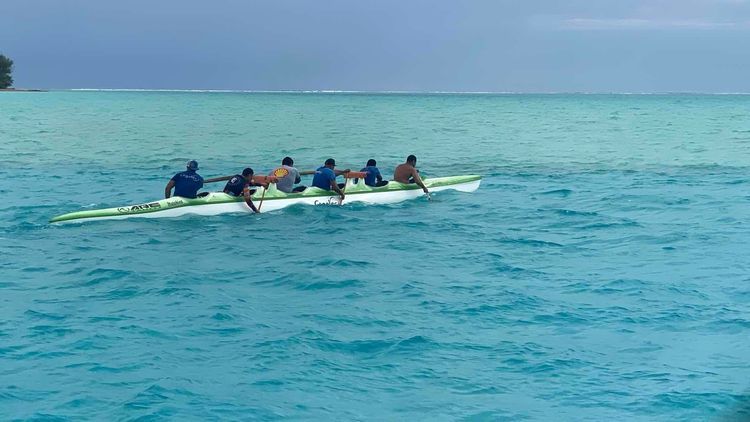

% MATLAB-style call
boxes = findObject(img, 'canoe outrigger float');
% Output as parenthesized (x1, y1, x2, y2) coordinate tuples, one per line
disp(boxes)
(50, 174, 481, 224)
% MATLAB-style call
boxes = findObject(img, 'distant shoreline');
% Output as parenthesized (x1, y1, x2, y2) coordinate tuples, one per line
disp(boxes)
(0, 88, 47, 92)
(64, 89, 750, 95)
(4, 88, 750, 95)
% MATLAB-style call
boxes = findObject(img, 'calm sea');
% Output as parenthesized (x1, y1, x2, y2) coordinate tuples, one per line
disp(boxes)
(1, 91, 749, 420)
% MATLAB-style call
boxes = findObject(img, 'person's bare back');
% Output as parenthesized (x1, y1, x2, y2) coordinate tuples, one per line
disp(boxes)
(393, 163, 418, 183)
(393, 155, 429, 193)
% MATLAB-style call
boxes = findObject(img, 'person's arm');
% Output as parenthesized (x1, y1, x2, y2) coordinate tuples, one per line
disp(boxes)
(334, 169, 351, 176)
(244, 186, 259, 213)
(375, 169, 383, 183)
(412, 168, 428, 193)
(165, 180, 175, 198)
(330, 179, 345, 200)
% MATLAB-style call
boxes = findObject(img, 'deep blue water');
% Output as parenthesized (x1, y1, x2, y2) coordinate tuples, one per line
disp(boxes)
(2, 91, 750, 420)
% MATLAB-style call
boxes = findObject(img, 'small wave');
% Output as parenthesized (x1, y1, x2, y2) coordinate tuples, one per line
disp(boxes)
(211, 312, 234, 321)
(27, 324, 77, 338)
(705, 318, 750, 332)
(24, 310, 66, 320)
(547, 208, 599, 217)
(296, 278, 362, 290)
(118, 325, 175, 339)
(150, 287, 198, 297)
(315, 258, 373, 268)
(203, 326, 246, 336)
(499, 238, 564, 247)
(61, 268, 137, 288)
(539, 188, 573, 196)
(315, 335, 438, 356)
(532, 311, 589, 325)
(521, 357, 592, 374)
(89, 363, 145, 373)
(595, 278, 650, 291)
(123, 383, 199, 412)
(580, 220, 641, 229)
(21, 266, 48, 273)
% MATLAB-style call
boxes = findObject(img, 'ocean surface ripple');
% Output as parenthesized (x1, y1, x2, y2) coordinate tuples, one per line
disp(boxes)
(1, 92, 750, 420)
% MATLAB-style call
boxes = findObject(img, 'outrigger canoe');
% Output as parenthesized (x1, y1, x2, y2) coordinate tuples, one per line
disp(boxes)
(50, 174, 481, 224)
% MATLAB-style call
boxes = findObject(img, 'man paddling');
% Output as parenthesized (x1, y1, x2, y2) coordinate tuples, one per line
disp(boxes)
(312, 158, 350, 201)
(394, 155, 429, 194)
(269, 156, 305, 193)
(360, 159, 386, 187)
(223, 167, 262, 213)
(165, 160, 204, 199)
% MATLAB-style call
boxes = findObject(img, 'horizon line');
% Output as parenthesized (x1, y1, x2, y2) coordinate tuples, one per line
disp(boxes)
(11, 88, 750, 95)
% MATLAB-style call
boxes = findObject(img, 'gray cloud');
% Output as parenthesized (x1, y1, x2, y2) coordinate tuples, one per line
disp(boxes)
(531, 0, 750, 31)
(559, 17, 748, 30)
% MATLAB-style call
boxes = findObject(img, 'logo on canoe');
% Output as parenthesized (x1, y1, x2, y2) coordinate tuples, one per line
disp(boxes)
(313, 197, 341, 206)
(117, 202, 162, 213)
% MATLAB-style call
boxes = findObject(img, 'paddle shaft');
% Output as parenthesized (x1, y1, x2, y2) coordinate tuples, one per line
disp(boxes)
(204, 175, 232, 183)
(256, 186, 267, 212)
(205, 169, 316, 183)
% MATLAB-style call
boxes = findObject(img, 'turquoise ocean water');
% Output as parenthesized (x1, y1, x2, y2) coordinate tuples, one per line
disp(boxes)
(1, 91, 749, 420)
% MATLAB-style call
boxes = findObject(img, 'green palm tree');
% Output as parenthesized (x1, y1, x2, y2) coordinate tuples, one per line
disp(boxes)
(0, 54, 14, 89)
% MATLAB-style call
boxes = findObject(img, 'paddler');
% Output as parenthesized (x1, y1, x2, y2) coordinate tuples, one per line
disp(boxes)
(269, 157, 305, 193)
(312, 158, 350, 200)
(165, 160, 204, 199)
(393, 155, 429, 194)
(223, 167, 262, 213)
(360, 159, 386, 187)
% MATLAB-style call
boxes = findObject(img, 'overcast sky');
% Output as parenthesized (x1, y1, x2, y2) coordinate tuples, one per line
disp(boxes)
(2, 0, 749, 92)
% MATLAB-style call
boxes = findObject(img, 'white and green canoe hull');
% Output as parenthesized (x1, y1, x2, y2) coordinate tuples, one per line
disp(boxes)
(50, 175, 481, 224)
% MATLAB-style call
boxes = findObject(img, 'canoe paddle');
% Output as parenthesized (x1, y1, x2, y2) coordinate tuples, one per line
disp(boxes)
(205, 170, 316, 184)
(251, 175, 277, 213)
(256, 187, 266, 212)
(203, 175, 233, 183)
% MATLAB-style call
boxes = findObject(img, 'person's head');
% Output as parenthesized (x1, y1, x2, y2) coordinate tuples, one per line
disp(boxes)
(282, 156, 293, 166)
(406, 155, 417, 166)
(186, 160, 199, 171)
(366, 159, 377, 167)
(242, 167, 254, 182)
(324, 158, 336, 169)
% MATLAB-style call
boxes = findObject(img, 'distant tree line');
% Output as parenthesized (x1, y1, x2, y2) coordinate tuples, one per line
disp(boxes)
(0, 54, 14, 89)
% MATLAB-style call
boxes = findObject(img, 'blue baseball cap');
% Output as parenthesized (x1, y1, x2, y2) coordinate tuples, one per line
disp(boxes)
(186, 160, 199, 170)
